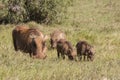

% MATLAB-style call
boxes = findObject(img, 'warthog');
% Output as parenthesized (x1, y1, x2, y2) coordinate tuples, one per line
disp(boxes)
(50, 29, 66, 49)
(57, 39, 76, 60)
(76, 41, 95, 61)
(12, 25, 47, 59)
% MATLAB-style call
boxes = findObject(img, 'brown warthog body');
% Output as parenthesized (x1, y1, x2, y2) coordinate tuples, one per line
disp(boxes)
(12, 25, 47, 59)
(76, 41, 95, 61)
(50, 30, 66, 49)
(57, 39, 76, 60)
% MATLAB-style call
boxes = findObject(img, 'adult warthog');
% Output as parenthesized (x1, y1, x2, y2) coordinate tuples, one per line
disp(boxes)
(12, 25, 47, 59)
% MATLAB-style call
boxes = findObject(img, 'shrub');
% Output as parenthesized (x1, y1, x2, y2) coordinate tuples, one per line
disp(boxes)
(0, 0, 73, 24)
(0, 1, 8, 24)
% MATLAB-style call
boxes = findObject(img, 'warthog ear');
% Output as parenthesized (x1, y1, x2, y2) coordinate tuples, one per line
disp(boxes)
(90, 46, 95, 54)
(86, 45, 91, 50)
(44, 35, 49, 41)
(29, 34, 37, 39)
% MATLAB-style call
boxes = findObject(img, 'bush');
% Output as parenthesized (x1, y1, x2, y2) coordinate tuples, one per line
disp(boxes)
(0, 1, 8, 23)
(0, 0, 73, 24)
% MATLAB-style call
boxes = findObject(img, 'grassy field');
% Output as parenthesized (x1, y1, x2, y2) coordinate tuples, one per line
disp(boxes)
(0, 0, 120, 80)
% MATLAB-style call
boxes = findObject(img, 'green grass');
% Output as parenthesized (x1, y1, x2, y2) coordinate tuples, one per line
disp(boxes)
(0, 0, 120, 80)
